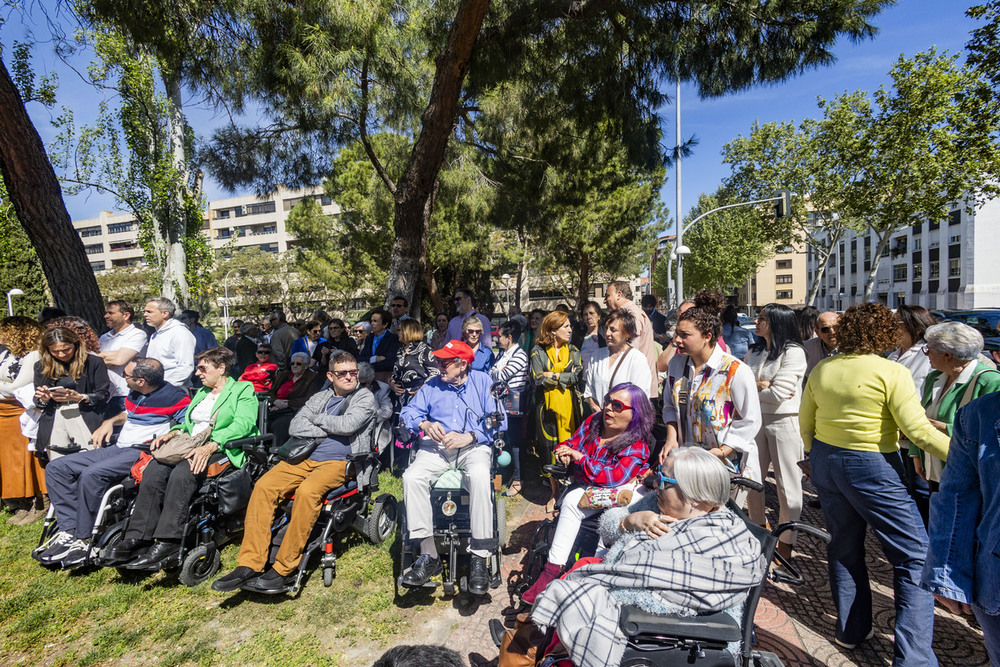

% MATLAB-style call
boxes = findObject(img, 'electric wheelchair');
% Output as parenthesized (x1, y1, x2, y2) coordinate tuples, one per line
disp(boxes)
(395, 381, 510, 597)
(492, 476, 831, 667)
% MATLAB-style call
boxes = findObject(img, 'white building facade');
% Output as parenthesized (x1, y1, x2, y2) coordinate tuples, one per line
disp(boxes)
(807, 199, 1000, 311)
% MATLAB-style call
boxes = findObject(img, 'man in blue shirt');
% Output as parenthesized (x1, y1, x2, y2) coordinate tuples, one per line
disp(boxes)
(399, 340, 506, 595)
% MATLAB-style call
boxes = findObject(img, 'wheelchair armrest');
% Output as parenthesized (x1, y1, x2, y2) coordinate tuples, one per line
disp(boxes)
(226, 435, 275, 452)
(619, 606, 741, 644)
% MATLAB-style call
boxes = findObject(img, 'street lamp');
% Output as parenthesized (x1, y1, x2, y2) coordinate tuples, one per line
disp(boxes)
(223, 268, 243, 332)
(501, 273, 512, 315)
(6, 288, 24, 316)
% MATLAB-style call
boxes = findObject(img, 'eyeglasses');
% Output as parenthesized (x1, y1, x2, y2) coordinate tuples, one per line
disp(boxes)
(466, 330, 482, 336)
(657, 471, 678, 488)
(819, 326, 835, 334)
(290, 362, 306, 366)
(437, 357, 459, 368)
(123, 373, 137, 380)
(195, 365, 212, 372)
(605, 398, 632, 413)
(332, 369, 359, 378)
(353, 329, 364, 334)
(309, 329, 321, 335)
(257, 351, 271, 355)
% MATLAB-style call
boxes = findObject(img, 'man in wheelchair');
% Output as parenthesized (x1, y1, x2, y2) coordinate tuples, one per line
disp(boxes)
(399, 340, 505, 595)
(529, 448, 766, 667)
(35, 358, 190, 566)
(212, 351, 377, 593)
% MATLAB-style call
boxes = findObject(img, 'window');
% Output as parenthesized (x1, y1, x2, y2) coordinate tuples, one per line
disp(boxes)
(217, 229, 232, 239)
(913, 237, 921, 251)
(775, 245, 793, 254)
(914, 264, 923, 280)
(930, 261, 940, 278)
(776, 290, 793, 300)
(89, 261, 106, 271)
(215, 209, 230, 219)
(319, 194, 332, 206)
(929, 218, 940, 231)
(893, 265, 907, 282)
(84, 244, 103, 255)
(949, 210, 961, 226)
(258, 242, 279, 253)
(929, 241, 940, 249)
(775, 259, 792, 270)
(950, 235, 961, 244)
(233, 206, 245, 218)
(245, 201, 276, 216)
(949, 258, 961, 277)
(776, 275, 793, 284)
(107, 222, 134, 235)
(109, 241, 136, 252)
(259, 225, 278, 235)
(78, 226, 101, 238)
(851, 247, 857, 262)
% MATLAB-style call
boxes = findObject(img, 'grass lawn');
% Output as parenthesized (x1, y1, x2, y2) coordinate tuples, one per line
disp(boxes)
(0, 472, 454, 666)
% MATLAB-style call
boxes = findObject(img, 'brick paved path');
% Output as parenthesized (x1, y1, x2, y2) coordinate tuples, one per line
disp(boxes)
(432, 477, 990, 667)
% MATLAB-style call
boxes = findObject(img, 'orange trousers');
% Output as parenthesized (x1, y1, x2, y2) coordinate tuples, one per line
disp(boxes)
(238, 459, 348, 576)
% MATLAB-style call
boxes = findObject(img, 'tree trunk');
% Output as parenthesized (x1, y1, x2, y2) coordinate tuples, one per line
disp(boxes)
(862, 228, 893, 301)
(0, 58, 106, 331)
(577, 251, 591, 311)
(805, 227, 843, 307)
(164, 74, 190, 306)
(385, 0, 491, 308)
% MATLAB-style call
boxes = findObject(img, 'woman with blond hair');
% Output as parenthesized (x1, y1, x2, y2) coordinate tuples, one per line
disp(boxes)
(0, 316, 46, 524)
(462, 314, 495, 373)
(531, 310, 583, 511)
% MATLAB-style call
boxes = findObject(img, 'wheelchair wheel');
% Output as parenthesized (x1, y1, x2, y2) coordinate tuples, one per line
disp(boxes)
(178, 544, 221, 587)
(366, 494, 398, 545)
(323, 566, 334, 587)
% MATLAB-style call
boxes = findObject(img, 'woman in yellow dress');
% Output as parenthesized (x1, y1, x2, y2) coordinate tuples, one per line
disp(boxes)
(530, 311, 583, 512)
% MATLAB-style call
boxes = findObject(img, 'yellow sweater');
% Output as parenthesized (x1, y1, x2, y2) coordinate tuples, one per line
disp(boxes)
(799, 354, 950, 461)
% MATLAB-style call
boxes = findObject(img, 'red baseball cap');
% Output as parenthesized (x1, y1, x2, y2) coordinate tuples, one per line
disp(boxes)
(432, 340, 475, 364)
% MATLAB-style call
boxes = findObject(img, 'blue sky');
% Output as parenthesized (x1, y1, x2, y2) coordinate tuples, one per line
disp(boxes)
(10, 0, 980, 223)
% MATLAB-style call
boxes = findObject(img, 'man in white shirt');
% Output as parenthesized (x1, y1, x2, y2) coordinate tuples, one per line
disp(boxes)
(143, 297, 197, 389)
(446, 288, 493, 349)
(99, 300, 148, 401)
(604, 281, 658, 398)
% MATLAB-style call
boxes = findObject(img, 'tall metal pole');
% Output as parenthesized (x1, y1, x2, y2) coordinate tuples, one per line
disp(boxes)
(674, 76, 683, 307)
(223, 268, 241, 333)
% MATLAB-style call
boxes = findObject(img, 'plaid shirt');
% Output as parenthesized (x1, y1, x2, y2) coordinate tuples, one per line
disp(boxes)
(565, 414, 650, 487)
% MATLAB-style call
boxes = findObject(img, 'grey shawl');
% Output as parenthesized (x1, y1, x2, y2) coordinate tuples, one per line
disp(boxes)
(532, 509, 765, 667)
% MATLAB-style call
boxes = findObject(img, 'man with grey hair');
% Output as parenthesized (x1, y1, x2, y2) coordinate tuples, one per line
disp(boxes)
(143, 297, 197, 388)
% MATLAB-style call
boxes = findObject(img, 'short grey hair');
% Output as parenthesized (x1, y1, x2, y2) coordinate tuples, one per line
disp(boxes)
(147, 297, 176, 318)
(925, 321, 984, 361)
(240, 322, 255, 336)
(355, 321, 371, 333)
(668, 447, 731, 507)
(357, 361, 375, 385)
(290, 351, 311, 365)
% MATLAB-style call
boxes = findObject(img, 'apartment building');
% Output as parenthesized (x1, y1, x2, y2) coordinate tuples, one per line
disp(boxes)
(72, 186, 340, 270)
(735, 240, 809, 309)
(806, 198, 1000, 311)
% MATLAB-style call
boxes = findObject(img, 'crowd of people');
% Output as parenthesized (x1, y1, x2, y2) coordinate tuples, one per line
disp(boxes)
(1, 286, 998, 666)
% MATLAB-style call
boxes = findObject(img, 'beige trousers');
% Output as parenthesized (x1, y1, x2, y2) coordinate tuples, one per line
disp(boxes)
(747, 413, 804, 546)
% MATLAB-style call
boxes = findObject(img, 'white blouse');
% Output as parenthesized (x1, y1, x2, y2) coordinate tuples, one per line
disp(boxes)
(0, 350, 39, 398)
(189, 391, 221, 437)
(584, 346, 652, 402)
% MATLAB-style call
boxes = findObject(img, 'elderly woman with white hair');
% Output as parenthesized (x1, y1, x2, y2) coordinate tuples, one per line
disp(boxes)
(269, 351, 325, 447)
(531, 447, 766, 667)
(909, 321, 1000, 498)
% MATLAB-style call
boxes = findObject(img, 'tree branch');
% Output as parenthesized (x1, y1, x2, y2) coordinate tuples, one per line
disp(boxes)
(359, 55, 396, 195)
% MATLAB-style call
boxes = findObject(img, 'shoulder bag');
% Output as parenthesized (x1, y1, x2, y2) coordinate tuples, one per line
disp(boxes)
(152, 407, 220, 465)
(274, 391, 351, 464)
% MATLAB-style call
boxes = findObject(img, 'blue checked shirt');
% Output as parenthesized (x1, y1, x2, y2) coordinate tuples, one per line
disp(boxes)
(400, 370, 506, 445)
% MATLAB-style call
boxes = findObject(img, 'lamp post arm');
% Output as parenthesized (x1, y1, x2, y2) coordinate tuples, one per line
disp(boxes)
(680, 196, 783, 236)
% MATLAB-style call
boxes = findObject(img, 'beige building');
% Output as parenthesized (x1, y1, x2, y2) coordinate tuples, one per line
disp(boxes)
(736, 240, 808, 310)
(72, 186, 340, 270)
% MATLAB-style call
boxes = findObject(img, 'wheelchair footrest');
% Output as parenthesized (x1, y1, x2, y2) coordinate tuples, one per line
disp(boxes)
(619, 606, 741, 645)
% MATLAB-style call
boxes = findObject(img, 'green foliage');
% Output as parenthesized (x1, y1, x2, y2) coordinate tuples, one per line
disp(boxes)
(213, 247, 329, 322)
(95, 266, 159, 306)
(0, 184, 49, 316)
(682, 189, 776, 293)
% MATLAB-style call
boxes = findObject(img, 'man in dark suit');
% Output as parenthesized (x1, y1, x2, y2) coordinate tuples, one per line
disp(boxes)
(359, 308, 400, 383)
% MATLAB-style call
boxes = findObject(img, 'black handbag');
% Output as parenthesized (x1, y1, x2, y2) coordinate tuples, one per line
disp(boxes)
(274, 435, 325, 465)
(215, 467, 253, 515)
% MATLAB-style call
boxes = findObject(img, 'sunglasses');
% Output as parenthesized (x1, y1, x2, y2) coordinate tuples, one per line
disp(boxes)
(195, 365, 212, 372)
(290, 362, 306, 366)
(437, 357, 460, 368)
(819, 326, 835, 333)
(353, 329, 364, 334)
(123, 373, 137, 380)
(332, 369, 359, 378)
(605, 398, 632, 413)
(257, 351, 271, 355)
(466, 330, 483, 336)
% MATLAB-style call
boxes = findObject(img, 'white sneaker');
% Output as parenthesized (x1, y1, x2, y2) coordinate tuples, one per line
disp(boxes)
(41, 538, 88, 564)
(33, 530, 72, 558)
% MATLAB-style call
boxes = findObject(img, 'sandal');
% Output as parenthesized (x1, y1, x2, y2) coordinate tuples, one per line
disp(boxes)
(503, 483, 522, 497)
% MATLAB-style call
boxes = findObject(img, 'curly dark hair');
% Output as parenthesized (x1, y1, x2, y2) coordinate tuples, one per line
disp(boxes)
(678, 305, 723, 345)
(837, 303, 898, 355)
(692, 290, 725, 316)
(0, 316, 45, 358)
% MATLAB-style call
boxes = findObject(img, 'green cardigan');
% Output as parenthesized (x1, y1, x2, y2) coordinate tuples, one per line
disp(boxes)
(171, 379, 260, 467)
(908, 361, 1000, 460)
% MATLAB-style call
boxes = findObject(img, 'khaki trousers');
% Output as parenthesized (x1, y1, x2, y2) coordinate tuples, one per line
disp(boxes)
(747, 412, 804, 545)
(238, 459, 348, 576)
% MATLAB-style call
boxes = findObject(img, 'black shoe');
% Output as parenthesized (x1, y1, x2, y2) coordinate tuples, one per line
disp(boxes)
(102, 538, 152, 564)
(401, 554, 443, 587)
(240, 568, 293, 595)
(807, 498, 822, 509)
(468, 555, 489, 596)
(125, 541, 180, 570)
(212, 566, 261, 592)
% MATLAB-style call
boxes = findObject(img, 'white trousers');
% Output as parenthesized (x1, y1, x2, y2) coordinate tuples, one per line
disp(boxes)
(747, 413, 804, 545)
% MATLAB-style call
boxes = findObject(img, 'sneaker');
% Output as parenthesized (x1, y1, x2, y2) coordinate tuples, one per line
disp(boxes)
(834, 628, 875, 649)
(40, 538, 88, 564)
(212, 566, 261, 592)
(33, 531, 72, 559)
(401, 554, 443, 587)
(59, 542, 92, 568)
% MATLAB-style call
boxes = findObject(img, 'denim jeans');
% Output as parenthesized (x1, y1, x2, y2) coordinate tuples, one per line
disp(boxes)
(810, 440, 938, 667)
(974, 606, 1000, 665)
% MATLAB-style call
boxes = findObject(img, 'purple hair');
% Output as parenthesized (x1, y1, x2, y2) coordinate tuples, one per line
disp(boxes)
(584, 382, 655, 454)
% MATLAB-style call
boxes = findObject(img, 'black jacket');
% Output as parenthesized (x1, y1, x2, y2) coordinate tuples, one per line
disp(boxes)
(359, 330, 400, 373)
